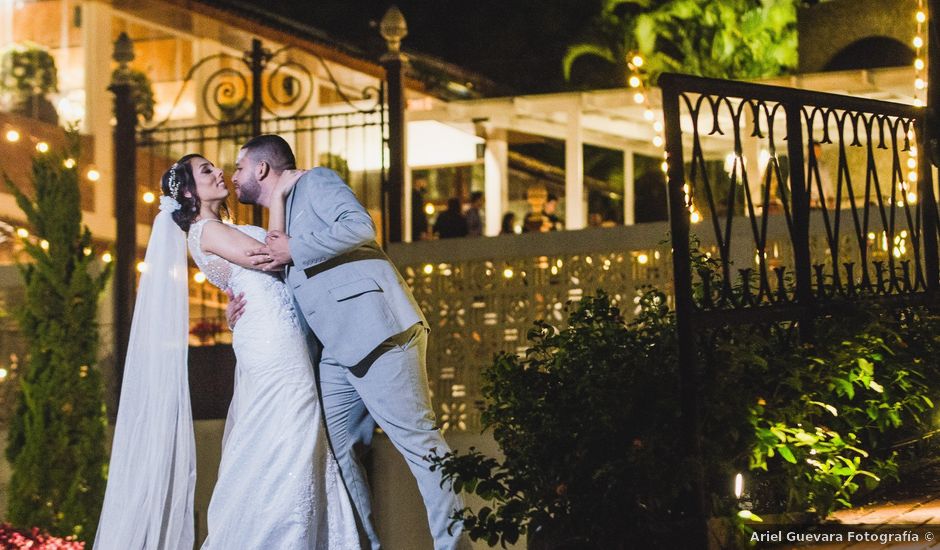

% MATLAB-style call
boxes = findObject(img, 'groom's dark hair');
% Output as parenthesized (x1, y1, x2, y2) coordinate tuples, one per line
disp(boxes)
(241, 135, 296, 172)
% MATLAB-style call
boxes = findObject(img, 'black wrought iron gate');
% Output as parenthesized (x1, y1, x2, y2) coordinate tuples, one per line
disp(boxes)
(110, 34, 391, 386)
(660, 72, 938, 548)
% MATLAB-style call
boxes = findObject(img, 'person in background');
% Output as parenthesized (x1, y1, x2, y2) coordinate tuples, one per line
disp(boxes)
(434, 197, 469, 238)
(412, 177, 430, 241)
(465, 191, 484, 237)
(542, 193, 564, 231)
(500, 212, 517, 235)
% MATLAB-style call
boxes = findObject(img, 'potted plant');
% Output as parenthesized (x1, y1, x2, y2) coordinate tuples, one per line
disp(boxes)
(0, 42, 58, 124)
(112, 67, 155, 124)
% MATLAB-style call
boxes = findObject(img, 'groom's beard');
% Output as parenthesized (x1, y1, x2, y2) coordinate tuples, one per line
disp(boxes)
(236, 177, 261, 204)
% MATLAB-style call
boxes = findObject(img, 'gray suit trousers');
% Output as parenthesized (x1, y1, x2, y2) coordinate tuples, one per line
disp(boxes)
(317, 323, 466, 550)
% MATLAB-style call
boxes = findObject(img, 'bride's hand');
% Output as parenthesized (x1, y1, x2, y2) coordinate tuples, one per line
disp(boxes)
(276, 169, 306, 198)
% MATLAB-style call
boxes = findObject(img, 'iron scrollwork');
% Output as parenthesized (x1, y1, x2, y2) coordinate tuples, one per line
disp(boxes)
(143, 40, 382, 129)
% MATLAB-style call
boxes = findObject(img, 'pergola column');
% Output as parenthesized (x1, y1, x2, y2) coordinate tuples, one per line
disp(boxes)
(623, 148, 635, 225)
(565, 106, 585, 229)
(484, 127, 508, 236)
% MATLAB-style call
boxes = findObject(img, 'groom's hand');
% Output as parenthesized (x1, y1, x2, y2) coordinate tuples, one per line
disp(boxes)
(247, 230, 292, 271)
(225, 289, 246, 329)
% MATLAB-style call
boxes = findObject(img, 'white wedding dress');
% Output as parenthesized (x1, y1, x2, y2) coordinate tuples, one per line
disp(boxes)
(188, 219, 359, 550)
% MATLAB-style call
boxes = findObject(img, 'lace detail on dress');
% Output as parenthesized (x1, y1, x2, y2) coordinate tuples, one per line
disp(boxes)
(237, 225, 301, 331)
(187, 219, 232, 290)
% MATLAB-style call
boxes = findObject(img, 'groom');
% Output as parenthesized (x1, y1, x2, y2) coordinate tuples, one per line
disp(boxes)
(227, 134, 466, 550)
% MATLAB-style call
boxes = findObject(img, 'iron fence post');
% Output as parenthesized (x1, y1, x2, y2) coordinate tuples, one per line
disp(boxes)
(925, 0, 940, 290)
(110, 32, 138, 401)
(380, 7, 408, 244)
(660, 74, 709, 550)
(248, 38, 269, 226)
(785, 101, 814, 334)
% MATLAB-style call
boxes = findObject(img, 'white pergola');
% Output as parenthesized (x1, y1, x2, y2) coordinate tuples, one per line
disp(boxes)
(405, 66, 919, 238)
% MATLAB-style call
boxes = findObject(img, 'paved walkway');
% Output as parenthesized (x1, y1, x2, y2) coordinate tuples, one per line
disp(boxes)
(763, 496, 940, 549)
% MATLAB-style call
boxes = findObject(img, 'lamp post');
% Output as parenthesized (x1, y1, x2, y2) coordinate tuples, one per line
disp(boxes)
(110, 32, 137, 397)
(380, 6, 408, 244)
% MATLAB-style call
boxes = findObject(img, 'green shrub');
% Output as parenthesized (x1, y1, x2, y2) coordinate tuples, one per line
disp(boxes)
(431, 291, 940, 547)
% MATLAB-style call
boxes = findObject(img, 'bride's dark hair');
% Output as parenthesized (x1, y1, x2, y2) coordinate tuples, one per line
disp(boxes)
(161, 153, 229, 232)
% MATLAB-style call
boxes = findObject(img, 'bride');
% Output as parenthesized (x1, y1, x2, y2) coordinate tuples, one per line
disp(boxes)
(94, 154, 358, 549)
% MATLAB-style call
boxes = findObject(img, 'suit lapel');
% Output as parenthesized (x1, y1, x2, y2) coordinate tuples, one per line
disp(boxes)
(284, 185, 299, 278)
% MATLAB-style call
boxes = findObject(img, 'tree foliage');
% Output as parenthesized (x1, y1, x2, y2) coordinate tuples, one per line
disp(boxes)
(3, 135, 111, 541)
(564, 0, 799, 86)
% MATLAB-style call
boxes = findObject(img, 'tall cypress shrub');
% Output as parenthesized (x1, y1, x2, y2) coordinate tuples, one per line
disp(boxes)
(4, 135, 111, 541)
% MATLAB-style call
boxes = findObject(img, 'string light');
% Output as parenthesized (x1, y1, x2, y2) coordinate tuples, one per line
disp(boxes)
(5, 130, 19, 142)
(628, 53, 701, 224)
(193, 271, 206, 284)
(101, 252, 112, 263)
(35, 142, 49, 153)
(142, 191, 155, 204)
(86, 168, 100, 182)
(907, 1, 926, 203)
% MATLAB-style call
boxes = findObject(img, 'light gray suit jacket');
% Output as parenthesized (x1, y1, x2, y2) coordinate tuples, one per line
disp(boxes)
(285, 167, 426, 366)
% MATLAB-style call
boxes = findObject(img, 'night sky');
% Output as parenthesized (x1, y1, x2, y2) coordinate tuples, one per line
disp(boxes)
(240, 0, 603, 93)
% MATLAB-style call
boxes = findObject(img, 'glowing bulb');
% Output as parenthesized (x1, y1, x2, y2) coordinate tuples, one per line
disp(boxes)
(637, 253, 649, 265)
(83, 247, 92, 256)
(915, 58, 925, 71)
(917, 10, 927, 22)
(63, 158, 76, 169)
(142, 191, 155, 204)
(136, 261, 147, 273)
(908, 192, 918, 203)
(5, 130, 19, 142)
(631, 55, 644, 67)
(628, 76, 641, 88)
(193, 271, 206, 284)
(423, 264, 433, 275)
(914, 98, 924, 107)
(661, 161, 669, 173)
(424, 203, 435, 215)
(916, 78, 926, 90)
(102, 252, 113, 263)
(868, 232, 876, 240)
(734, 473, 744, 499)
(0, 368, 8, 380)
(15, 228, 28, 238)
(40, 240, 49, 250)
(35, 141, 49, 153)
(652, 135, 664, 148)
(503, 268, 514, 279)
(86, 169, 101, 182)
(914, 36, 924, 49)
(690, 210, 702, 224)
(633, 92, 645, 104)
(643, 109, 654, 121)
(908, 157, 918, 169)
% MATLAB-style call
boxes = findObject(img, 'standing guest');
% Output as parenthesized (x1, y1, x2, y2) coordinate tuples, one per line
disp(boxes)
(542, 193, 564, 231)
(412, 177, 430, 241)
(434, 197, 469, 238)
(465, 191, 484, 237)
(500, 212, 517, 235)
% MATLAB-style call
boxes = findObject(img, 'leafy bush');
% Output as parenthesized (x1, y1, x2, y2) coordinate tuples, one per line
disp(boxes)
(431, 291, 940, 547)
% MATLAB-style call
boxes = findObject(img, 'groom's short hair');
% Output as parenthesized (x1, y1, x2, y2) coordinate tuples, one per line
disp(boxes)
(241, 135, 296, 172)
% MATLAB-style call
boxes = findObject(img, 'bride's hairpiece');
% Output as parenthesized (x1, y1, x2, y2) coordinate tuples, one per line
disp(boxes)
(167, 162, 181, 199)
(161, 162, 182, 212)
